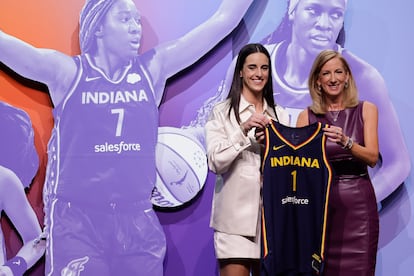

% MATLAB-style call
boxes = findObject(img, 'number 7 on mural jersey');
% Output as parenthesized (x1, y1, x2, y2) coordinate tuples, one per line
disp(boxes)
(111, 108, 124, 137)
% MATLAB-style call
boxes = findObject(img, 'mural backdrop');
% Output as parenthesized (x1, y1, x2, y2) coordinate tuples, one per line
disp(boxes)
(0, 0, 413, 275)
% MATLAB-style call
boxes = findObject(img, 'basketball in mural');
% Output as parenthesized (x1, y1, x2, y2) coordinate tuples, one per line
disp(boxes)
(151, 126, 208, 208)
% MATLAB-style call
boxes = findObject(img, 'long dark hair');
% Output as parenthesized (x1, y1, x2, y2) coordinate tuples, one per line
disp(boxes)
(227, 43, 276, 124)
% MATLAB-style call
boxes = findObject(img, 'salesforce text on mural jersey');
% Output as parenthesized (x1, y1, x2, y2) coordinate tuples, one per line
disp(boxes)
(94, 141, 141, 154)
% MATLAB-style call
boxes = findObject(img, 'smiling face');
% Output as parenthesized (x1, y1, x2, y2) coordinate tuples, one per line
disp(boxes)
(290, 0, 346, 55)
(98, 0, 142, 60)
(240, 52, 270, 97)
(317, 56, 349, 98)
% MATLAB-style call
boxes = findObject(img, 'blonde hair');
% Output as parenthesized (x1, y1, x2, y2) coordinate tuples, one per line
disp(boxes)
(308, 50, 358, 114)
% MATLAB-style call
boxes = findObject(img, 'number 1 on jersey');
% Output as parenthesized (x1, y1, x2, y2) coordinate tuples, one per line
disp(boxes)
(291, 170, 297, 192)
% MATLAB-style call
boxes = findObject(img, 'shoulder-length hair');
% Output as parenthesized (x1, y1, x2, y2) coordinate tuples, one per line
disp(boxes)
(227, 43, 275, 124)
(308, 50, 359, 114)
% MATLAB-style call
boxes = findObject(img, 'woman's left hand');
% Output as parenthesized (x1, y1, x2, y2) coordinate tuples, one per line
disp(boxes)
(323, 125, 346, 146)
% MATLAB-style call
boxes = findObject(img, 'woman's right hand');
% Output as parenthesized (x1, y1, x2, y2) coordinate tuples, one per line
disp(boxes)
(240, 112, 269, 138)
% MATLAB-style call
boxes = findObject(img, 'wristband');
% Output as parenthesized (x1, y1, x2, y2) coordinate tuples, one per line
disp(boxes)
(3, 256, 27, 276)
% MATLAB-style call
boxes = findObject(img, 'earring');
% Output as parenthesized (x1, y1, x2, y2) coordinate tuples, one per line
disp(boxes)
(344, 82, 349, 88)
(318, 85, 322, 91)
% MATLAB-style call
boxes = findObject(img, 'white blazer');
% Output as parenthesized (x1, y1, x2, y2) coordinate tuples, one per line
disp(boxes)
(205, 96, 289, 236)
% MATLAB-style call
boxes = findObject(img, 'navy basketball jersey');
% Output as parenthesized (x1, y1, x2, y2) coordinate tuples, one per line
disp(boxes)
(261, 121, 332, 275)
(45, 54, 158, 205)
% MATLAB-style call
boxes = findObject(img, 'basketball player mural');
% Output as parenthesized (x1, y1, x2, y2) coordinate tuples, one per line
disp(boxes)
(0, 0, 253, 275)
(191, 0, 410, 204)
(0, 102, 45, 275)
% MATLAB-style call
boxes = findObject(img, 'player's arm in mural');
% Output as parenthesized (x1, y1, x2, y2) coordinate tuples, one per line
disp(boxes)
(145, 0, 254, 106)
(345, 52, 411, 202)
(0, 29, 74, 106)
(0, 166, 45, 276)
